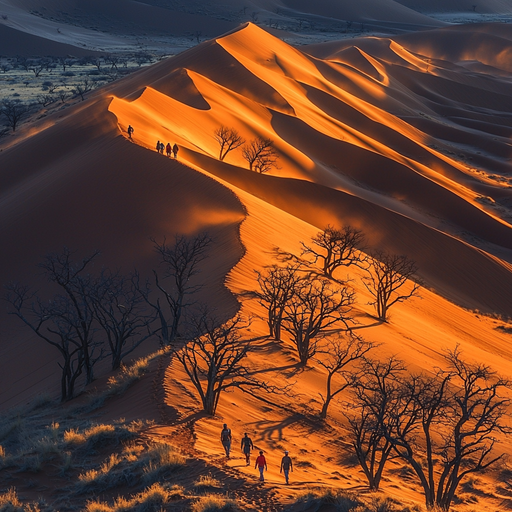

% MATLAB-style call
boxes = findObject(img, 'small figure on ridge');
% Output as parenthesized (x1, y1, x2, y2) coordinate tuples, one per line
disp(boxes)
(127, 125, 134, 139)
(166, 142, 172, 157)
(220, 423, 232, 458)
(241, 432, 254, 466)
(280, 450, 293, 485)
(255, 450, 267, 482)
(173, 143, 179, 159)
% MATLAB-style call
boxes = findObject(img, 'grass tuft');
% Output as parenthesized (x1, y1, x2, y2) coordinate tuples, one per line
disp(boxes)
(194, 473, 222, 491)
(142, 443, 186, 483)
(84, 482, 178, 512)
(191, 495, 240, 512)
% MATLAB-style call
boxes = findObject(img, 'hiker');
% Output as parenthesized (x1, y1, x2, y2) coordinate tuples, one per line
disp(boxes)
(156, 140, 161, 153)
(166, 142, 172, 157)
(280, 450, 293, 485)
(160, 142, 165, 154)
(127, 125, 134, 139)
(241, 433, 254, 466)
(220, 423, 232, 458)
(255, 451, 267, 482)
(173, 143, 179, 158)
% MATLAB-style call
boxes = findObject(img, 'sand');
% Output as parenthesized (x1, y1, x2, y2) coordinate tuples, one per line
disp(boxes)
(2, 18, 512, 511)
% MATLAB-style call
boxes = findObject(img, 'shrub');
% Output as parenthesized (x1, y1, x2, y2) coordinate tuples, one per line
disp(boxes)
(85, 483, 175, 512)
(142, 443, 186, 483)
(293, 488, 360, 511)
(192, 495, 240, 512)
(194, 473, 222, 492)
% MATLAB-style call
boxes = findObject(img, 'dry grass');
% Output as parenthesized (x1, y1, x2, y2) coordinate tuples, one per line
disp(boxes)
(142, 443, 186, 483)
(191, 494, 240, 512)
(84, 482, 180, 512)
(194, 473, 222, 491)
(0, 488, 40, 512)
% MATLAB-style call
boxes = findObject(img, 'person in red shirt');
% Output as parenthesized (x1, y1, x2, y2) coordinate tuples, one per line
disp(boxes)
(255, 450, 267, 482)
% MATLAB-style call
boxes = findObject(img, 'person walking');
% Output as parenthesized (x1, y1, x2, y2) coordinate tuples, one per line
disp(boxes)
(255, 450, 267, 482)
(240, 433, 254, 466)
(173, 143, 179, 158)
(280, 450, 293, 485)
(127, 125, 134, 139)
(220, 423, 232, 459)
(166, 142, 172, 157)
(156, 140, 161, 152)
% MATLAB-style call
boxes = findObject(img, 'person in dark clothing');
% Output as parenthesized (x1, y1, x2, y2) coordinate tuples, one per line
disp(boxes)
(220, 423, 232, 458)
(127, 125, 134, 138)
(156, 140, 161, 152)
(280, 451, 293, 484)
(166, 142, 172, 157)
(240, 433, 254, 465)
(173, 143, 179, 158)
(255, 451, 267, 481)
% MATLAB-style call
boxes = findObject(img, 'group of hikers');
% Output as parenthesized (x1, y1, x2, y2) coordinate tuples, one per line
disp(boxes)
(220, 424, 294, 485)
(125, 125, 179, 159)
(157, 140, 179, 158)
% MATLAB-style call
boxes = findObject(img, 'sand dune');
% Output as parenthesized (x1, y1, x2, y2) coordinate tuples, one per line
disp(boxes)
(394, 0, 512, 14)
(3, 20, 512, 508)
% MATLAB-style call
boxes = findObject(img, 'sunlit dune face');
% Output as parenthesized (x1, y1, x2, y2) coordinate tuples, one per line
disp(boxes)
(108, 22, 512, 249)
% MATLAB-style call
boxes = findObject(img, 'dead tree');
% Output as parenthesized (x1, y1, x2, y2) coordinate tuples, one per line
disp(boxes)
(73, 78, 94, 101)
(315, 333, 373, 419)
(346, 357, 405, 491)
(363, 250, 420, 322)
(5, 283, 85, 401)
(91, 271, 156, 370)
(301, 225, 367, 279)
(147, 233, 212, 345)
(38, 249, 102, 385)
(214, 126, 245, 161)
(0, 99, 31, 132)
(255, 264, 302, 341)
(176, 314, 269, 415)
(385, 348, 512, 511)
(242, 137, 279, 173)
(282, 279, 355, 366)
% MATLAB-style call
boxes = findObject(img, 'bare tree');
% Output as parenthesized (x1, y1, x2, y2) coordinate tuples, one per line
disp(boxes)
(176, 314, 268, 415)
(73, 78, 94, 101)
(38, 249, 102, 385)
(145, 233, 212, 345)
(57, 89, 69, 104)
(301, 225, 367, 279)
(363, 251, 420, 322)
(37, 94, 56, 107)
(214, 126, 245, 161)
(5, 283, 85, 401)
(29, 59, 45, 77)
(282, 279, 355, 366)
(346, 356, 405, 491)
(0, 99, 31, 132)
(255, 264, 302, 341)
(315, 333, 373, 419)
(242, 137, 279, 173)
(385, 348, 512, 511)
(91, 271, 156, 370)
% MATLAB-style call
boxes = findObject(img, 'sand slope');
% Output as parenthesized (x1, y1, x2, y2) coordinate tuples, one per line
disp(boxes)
(2, 21, 512, 509)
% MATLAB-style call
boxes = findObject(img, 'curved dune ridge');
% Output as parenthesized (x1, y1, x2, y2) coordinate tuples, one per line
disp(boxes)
(109, 22, 512, 314)
(2, 21, 512, 507)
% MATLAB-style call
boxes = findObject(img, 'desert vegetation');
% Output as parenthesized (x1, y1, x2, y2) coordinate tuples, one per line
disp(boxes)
(0, 53, 158, 136)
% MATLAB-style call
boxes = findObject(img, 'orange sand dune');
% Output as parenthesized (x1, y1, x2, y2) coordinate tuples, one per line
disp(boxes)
(2, 22, 512, 509)
(2, 19, 512, 511)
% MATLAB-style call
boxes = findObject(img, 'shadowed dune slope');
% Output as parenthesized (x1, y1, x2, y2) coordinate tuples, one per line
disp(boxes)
(0, 23, 100, 57)
(0, 98, 245, 410)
